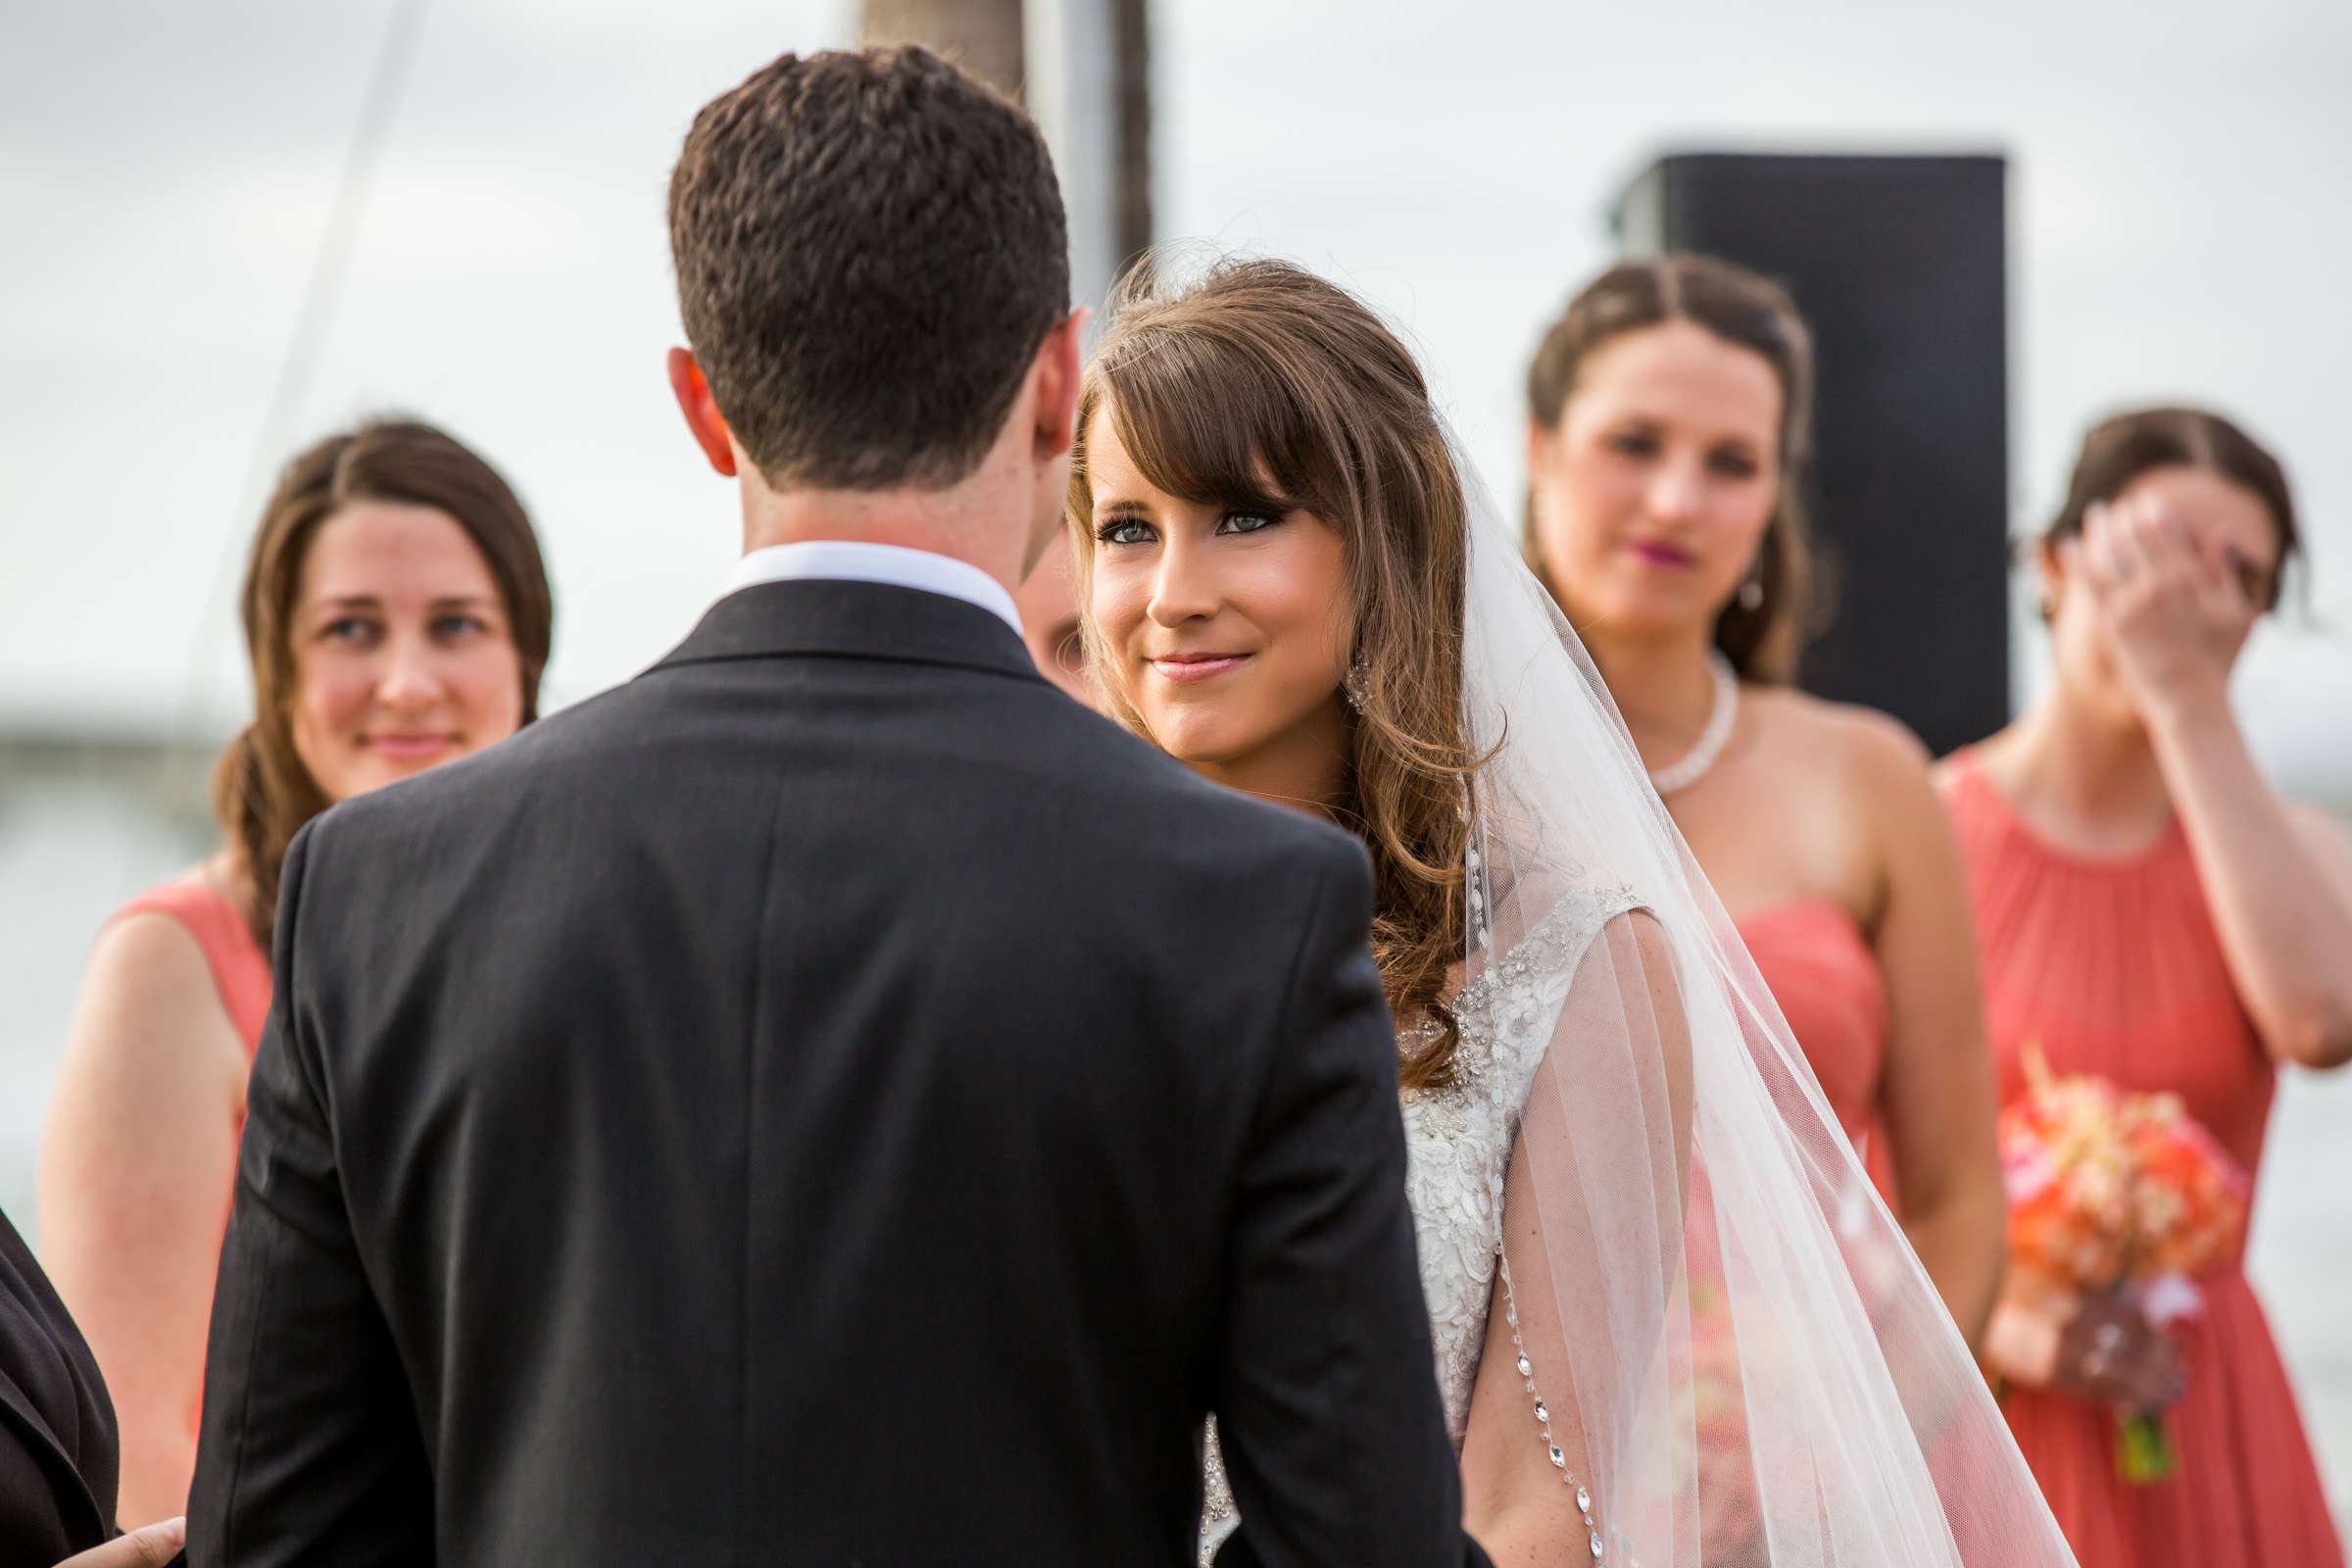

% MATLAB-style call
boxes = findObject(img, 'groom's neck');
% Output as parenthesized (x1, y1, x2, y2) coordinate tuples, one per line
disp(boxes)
(737, 465, 1033, 600)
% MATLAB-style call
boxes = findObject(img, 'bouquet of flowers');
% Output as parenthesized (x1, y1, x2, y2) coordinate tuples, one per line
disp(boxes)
(1998, 1041, 2251, 1481)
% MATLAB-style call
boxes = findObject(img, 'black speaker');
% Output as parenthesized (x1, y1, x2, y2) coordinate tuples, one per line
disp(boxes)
(1615, 153, 2010, 757)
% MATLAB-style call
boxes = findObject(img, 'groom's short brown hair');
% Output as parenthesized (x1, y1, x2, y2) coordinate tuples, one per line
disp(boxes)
(668, 46, 1069, 490)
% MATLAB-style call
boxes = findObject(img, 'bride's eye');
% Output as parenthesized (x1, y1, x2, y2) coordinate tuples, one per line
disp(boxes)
(1217, 511, 1279, 536)
(1097, 517, 1155, 547)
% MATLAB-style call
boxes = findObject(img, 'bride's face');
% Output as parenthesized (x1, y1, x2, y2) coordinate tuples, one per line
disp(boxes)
(1527, 319, 1781, 643)
(1081, 404, 1353, 775)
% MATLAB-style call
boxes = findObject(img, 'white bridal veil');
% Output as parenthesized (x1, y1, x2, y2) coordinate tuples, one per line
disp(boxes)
(1449, 438, 2076, 1567)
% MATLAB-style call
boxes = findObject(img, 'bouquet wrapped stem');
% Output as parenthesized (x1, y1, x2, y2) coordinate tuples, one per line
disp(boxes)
(2119, 1411, 2175, 1483)
(1998, 1044, 2249, 1486)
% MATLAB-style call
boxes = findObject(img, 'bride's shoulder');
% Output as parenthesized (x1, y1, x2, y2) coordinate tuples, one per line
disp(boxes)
(1455, 875, 1645, 1017)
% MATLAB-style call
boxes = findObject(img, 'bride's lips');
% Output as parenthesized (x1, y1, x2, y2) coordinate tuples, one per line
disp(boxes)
(1150, 653, 1253, 685)
(1627, 539, 1696, 569)
(365, 732, 460, 762)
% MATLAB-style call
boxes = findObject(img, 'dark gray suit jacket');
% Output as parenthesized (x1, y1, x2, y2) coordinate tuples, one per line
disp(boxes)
(188, 577, 1483, 1566)
(1, 1206, 120, 1561)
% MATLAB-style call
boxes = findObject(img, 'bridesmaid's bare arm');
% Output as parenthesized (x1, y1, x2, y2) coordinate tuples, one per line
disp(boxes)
(2075, 495, 2352, 1069)
(1847, 712, 2007, 1349)
(2148, 697, 2352, 1068)
(40, 911, 248, 1529)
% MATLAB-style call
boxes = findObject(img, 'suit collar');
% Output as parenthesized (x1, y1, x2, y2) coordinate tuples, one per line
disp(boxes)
(649, 577, 1044, 685)
(725, 541, 1023, 637)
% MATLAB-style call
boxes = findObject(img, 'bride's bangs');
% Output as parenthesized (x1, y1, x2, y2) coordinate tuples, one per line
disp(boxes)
(1095, 329, 1323, 524)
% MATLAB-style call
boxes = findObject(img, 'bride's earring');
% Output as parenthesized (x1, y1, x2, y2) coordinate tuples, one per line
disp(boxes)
(1343, 654, 1371, 714)
(1738, 560, 1765, 612)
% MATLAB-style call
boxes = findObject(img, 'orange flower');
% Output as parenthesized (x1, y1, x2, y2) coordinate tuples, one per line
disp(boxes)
(1996, 1042, 2248, 1292)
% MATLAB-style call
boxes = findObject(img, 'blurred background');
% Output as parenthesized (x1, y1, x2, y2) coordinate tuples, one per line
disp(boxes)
(3, 0, 2344, 1517)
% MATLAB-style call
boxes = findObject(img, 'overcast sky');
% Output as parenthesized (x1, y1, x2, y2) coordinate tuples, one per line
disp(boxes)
(3, 0, 2345, 793)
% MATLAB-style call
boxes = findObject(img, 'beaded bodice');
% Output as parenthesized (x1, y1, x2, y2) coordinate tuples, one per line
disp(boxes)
(1201, 881, 1641, 1555)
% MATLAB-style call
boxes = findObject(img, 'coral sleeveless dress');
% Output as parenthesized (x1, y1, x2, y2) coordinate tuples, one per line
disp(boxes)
(115, 880, 271, 1055)
(108, 878, 271, 1440)
(1945, 754, 2344, 1567)
(1736, 899, 1894, 1198)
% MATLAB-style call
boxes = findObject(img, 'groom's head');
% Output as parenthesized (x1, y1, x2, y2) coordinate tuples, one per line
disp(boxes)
(665, 46, 1080, 569)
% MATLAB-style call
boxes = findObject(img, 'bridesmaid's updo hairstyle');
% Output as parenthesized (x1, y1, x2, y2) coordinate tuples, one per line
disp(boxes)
(2040, 406, 2302, 612)
(214, 417, 555, 943)
(1070, 256, 1478, 1091)
(1526, 253, 1822, 682)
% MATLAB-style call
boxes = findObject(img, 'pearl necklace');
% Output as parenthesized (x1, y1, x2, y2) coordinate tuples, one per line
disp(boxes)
(1646, 651, 1739, 797)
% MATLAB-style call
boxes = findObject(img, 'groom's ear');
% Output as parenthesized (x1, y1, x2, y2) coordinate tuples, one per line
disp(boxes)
(1031, 308, 1089, 462)
(667, 347, 738, 477)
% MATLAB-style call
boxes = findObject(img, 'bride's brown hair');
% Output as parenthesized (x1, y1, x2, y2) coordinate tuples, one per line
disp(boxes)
(1068, 257, 1478, 1089)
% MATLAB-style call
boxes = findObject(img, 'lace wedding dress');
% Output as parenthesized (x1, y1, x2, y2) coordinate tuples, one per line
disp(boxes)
(1200, 881, 1642, 1561)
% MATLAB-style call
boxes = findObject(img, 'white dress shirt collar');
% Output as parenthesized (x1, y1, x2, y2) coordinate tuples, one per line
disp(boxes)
(724, 540, 1022, 637)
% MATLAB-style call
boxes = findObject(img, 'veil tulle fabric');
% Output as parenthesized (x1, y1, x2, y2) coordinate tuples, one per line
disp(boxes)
(1449, 437, 2075, 1566)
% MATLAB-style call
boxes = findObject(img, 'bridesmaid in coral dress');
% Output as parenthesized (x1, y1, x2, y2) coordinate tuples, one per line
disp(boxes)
(38, 419, 554, 1529)
(1948, 406, 2352, 1567)
(1522, 253, 2007, 1344)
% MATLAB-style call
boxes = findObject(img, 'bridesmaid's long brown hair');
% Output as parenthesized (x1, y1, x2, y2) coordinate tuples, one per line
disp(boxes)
(214, 418, 554, 943)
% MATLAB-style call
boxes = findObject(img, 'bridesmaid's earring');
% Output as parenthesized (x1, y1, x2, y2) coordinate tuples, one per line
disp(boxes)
(1343, 655, 1371, 714)
(1738, 564, 1765, 612)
